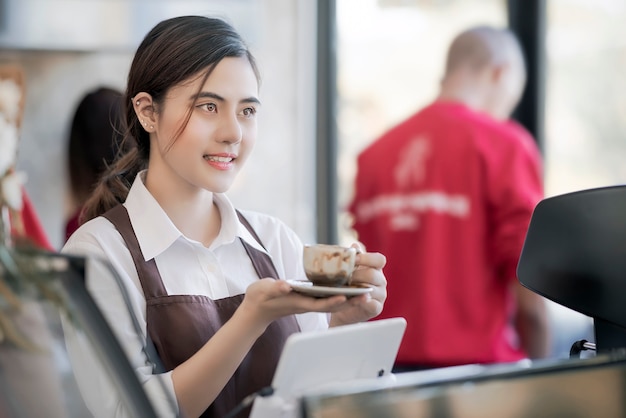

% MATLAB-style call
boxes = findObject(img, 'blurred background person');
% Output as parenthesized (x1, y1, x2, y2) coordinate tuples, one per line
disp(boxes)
(65, 86, 124, 242)
(0, 63, 53, 251)
(348, 25, 550, 372)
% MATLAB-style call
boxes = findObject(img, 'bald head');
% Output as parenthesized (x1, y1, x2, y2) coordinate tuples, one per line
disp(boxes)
(444, 26, 525, 77)
(439, 26, 527, 120)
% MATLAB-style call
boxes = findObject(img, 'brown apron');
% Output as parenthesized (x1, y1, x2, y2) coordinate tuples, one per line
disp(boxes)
(103, 205, 301, 418)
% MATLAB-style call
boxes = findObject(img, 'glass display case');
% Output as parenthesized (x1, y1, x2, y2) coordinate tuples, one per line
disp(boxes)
(301, 354, 626, 418)
(0, 247, 176, 417)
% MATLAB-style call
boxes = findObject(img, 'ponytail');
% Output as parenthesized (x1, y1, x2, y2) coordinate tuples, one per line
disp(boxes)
(79, 144, 147, 224)
(80, 78, 151, 224)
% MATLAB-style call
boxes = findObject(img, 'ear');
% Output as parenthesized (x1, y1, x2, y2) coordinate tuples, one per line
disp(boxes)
(132, 92, 157, 133)
(490, 63, 509, 85)
(491, 62, 514, 84)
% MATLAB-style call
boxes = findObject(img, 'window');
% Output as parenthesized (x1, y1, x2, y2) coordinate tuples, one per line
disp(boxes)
(545, 0, 626, 196)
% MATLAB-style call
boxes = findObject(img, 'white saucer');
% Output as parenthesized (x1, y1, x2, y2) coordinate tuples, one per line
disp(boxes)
(286, 280, 374, 297)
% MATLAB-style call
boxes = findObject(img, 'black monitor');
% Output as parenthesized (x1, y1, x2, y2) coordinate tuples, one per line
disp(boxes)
(517, 185, 626, 353)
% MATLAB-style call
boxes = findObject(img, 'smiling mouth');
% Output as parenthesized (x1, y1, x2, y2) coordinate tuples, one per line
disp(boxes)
(203, 155, 234, 163)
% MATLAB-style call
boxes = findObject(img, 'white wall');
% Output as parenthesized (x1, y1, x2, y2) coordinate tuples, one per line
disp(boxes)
(0, 0, 318, 249)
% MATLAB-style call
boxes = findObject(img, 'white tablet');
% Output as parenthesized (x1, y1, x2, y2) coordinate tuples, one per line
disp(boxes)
(272, 317, 407, 398)
(249, 317, 406, 418)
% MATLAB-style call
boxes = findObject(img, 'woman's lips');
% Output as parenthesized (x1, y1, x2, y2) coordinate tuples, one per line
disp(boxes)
(203, 154, 235, 170)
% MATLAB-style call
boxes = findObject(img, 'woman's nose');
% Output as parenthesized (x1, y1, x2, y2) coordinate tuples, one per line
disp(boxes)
(216, 113, 242, 144)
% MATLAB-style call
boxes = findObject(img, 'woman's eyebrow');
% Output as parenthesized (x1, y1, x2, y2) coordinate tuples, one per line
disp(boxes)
(194, 91, 261, 105)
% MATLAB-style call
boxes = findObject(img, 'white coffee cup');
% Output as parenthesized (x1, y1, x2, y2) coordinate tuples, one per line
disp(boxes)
(303, 244, 357, 287)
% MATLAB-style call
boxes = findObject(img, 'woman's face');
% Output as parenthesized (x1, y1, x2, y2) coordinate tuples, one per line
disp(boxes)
(150, 56, 260, 194)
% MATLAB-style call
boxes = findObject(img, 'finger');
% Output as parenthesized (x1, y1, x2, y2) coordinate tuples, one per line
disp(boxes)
(346, 293, 369, 304)
(350, 242, 365, 254)
(275, 280, 293, 293)
(355, 251, 386, 269)
(352, 286, 385, 305)
(368, 284, 387, 304)
(287, 292, 349, 311)
(252, 278, 294, 298)
(307, 298, 351, 313)
(350, 293, 385, 317)
(351, 268, 387, 288)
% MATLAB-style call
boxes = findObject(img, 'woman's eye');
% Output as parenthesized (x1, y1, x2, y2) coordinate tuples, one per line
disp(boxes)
(242, 107, 256, 117)
(199, 103, 217, 112)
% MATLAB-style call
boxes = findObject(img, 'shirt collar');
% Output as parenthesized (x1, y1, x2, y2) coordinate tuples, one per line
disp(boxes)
(124, 171, 269, 260)
(124, 171, 181, 261)
(212, 194, 269, 254)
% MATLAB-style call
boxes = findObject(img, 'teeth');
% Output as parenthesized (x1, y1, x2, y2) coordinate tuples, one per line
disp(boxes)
(204, 155, 233, 162)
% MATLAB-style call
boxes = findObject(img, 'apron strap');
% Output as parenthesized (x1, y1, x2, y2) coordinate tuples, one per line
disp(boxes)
(101, 204, 167, 373)
(102, 204, 168, 299)
(236, 210, 281, 280)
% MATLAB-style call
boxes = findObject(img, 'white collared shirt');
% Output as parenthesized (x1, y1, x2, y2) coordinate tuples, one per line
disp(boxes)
(62, 172, 328, 417)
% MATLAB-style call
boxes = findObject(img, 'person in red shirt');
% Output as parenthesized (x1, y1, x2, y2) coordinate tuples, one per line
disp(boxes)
(348, 25, 550, 370)
(0, 63, 54, 252)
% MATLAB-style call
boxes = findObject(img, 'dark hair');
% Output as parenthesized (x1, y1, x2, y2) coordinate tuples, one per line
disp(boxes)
(68, 87, 124, 206)
(81, 15, 259, 223)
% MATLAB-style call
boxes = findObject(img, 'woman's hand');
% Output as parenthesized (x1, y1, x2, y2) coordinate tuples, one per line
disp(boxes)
(238, 243, 388, 332)
(238, 278, 350, 335)
(329, 243, 387, 327)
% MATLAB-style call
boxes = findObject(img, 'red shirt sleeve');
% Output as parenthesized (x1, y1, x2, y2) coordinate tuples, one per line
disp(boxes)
(18, 189, 55, 251)
(486, 122, 543, 282)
